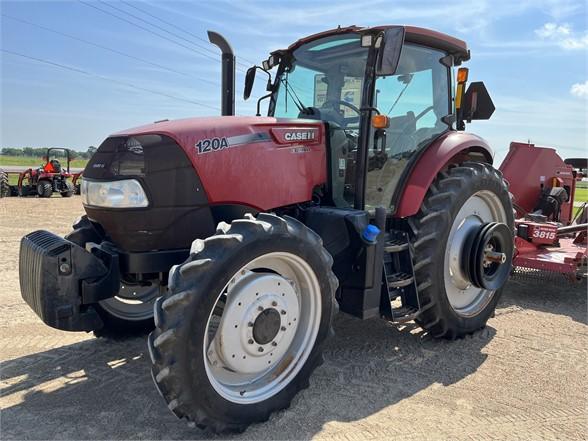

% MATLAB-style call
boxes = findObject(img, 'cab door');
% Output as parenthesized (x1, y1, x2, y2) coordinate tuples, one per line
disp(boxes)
(364, 44, 452, 210)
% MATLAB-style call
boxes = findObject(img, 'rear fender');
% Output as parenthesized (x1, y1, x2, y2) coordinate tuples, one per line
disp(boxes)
(394, 132, 493, 218)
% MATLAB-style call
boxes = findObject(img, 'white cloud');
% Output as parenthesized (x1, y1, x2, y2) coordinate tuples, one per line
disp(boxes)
(561, 34, 588, 49)
(535, 22, 588, 49)
(570, 81, 588, 98)
(535, 22, 571, 38)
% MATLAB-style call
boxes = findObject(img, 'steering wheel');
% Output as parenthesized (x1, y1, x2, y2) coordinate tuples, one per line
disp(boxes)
(321, 100, 361, 127)
(393, 105, 436, 142)
(415, 105, 435, 123)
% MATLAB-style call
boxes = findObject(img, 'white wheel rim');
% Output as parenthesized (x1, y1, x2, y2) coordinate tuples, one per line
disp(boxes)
(99, 282, 159, 321)
(444, 190, 507, 316)
(203, 252, 322, 404)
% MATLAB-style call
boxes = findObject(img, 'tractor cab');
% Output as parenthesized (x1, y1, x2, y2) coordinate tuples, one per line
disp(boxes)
(246, 25, 494, 211)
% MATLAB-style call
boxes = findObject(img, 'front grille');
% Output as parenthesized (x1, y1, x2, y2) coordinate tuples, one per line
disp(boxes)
(83, 134, 214, 252)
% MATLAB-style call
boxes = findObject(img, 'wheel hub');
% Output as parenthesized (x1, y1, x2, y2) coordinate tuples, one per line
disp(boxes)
(253, 308, 281, 344)
(213, 272, 299, 374)
(462, 222, 513, 290)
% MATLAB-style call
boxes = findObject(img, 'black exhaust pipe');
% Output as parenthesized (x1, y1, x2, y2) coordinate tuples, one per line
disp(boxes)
(207, 30, 235, 116)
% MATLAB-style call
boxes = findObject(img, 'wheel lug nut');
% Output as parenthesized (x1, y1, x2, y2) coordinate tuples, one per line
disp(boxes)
(247, 322, 253, 327)
(271, 341, 277, 347)
(271, 301, 277, 307)
(248, 339, 254, 344)
(281, 310, 286, 315)
(258, 306, 264, 312)
(258, 347, 264, 353)
(280, 326, 286, 331)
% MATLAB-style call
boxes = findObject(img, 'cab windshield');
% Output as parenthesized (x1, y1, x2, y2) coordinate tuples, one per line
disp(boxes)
(272, 33, 369, 127)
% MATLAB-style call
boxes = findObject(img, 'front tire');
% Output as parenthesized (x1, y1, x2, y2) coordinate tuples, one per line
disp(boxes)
(148, 213, 337, 433)
(93, 282, 160, 338)
(37, 181, 52, 198)
(409, 162, 514, 339)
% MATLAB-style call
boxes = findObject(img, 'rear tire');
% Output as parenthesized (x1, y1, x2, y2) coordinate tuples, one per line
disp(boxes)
(0, 169, 9, 198)
(60, 181, 75, 197)
(37, 181, 52, 198)
(409, 162, 514, 339)
(148, 213, 337, 433)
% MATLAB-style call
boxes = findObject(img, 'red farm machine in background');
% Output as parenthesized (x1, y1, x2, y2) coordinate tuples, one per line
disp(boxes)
(500, 142, 587, 279)
(0, 148, 82, 198)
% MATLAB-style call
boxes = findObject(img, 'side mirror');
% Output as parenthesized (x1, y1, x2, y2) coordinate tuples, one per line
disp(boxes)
(375, 27, 405, 76)
(462, 82, 495, 121)
(244, 66, 256, 100)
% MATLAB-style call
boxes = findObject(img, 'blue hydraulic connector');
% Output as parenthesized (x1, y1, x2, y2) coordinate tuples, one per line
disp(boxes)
(362, 224, 380, 244)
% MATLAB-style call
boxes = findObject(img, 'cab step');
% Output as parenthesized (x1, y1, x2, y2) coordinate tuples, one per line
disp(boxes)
(380, 230, 421, 323)
(384, 238, 409, 253)
(391, 306, 420, 323)
(386, 272, 414, 288)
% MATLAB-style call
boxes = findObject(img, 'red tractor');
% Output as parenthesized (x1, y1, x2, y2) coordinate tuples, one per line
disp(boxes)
(4, 148, 76, 197)
(19, 26, 517, 431)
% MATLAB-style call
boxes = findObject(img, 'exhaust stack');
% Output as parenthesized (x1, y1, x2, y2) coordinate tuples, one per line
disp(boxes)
(207, 30, 235, 116)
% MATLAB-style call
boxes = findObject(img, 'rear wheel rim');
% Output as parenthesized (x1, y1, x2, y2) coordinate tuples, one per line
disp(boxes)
(203, 251, 322, 404)
(99, 282, 159, 321)
(444, 190, 508, 317)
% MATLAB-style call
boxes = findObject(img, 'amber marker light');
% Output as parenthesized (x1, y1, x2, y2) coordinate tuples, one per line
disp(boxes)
(372, 114, 390, 129)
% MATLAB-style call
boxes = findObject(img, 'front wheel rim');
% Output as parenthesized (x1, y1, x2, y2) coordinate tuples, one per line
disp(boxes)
(99, 282, 159, 321)
(444, 190, 508, 317)
(203, 252, 322, 404)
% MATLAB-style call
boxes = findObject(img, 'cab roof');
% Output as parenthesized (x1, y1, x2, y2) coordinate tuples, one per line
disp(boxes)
(283, 25, 469, 63)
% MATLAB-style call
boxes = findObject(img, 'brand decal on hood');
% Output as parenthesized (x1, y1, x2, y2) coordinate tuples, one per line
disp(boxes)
(284, 131, 316, 141)
(271, 127, 320, 145)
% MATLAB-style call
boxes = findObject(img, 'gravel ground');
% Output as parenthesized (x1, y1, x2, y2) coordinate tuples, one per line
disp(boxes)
(1, 197, 587, 440)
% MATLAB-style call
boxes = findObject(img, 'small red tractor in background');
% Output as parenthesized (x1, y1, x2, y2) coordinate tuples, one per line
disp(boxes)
(15, 25, 587, 433)
(0, 148, 79, 198)
(501, 142, 587, 279)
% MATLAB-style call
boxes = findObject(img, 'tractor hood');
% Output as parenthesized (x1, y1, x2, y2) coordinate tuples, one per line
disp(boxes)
(114, 115, 282, 148)
(109, 115, 328, 211)
(83, 116, 327, 252)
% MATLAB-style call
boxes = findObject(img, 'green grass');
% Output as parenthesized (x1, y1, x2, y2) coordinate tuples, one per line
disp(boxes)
(573, 186, 588, 219)
(7, 174, 19, 186)
(0, 155, 87, 168)
(576, 187, 588, 200)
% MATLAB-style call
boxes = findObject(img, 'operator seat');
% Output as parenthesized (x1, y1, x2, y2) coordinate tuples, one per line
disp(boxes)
(50, 159, 62, 173)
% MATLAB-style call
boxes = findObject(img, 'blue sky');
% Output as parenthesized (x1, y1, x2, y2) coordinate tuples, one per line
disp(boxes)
(1, 0, 586, 164)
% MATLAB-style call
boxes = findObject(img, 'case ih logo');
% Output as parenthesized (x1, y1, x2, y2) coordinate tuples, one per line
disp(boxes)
(284, 131, 315, 141)
(271, 127, 320, 145)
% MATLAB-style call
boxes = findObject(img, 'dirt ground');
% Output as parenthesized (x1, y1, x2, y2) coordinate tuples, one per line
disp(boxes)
(1, 197, 587, 441)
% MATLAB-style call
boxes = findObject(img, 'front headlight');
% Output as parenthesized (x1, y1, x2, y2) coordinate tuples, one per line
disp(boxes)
(81, 179, 149, 208)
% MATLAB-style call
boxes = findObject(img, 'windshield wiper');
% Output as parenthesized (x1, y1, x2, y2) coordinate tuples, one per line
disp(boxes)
(280, 74, 308, 114)
(386, 74, 414, 115)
